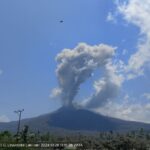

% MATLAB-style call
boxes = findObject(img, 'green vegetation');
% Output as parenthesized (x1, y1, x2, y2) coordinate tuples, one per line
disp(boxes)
(0, 127, 150, 149)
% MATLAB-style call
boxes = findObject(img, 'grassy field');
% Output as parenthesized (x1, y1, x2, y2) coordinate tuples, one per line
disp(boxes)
(0, 127, 150, 150)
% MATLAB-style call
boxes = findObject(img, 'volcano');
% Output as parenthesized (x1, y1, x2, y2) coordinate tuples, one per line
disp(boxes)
(0, 106, 150, 133)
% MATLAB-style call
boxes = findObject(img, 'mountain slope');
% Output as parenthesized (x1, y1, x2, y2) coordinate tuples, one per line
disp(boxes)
(0, 106, 150, 133)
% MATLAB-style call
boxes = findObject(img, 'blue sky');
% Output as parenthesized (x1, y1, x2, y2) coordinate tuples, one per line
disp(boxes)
(0, 0, 150, 123)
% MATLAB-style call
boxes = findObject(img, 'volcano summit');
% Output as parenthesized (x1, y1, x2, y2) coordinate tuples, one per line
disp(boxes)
(0, 106, 150, 133)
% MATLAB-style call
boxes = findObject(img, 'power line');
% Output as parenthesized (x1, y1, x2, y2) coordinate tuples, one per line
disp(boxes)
(14, 109, 24, 136)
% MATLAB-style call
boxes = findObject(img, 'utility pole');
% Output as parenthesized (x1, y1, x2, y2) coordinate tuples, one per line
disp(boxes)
(14, 109, 24, 136)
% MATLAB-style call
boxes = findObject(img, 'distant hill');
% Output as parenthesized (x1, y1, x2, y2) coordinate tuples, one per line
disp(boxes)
(0, 106, 150, 134)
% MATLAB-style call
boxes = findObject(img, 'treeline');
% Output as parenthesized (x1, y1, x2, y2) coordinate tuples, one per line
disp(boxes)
(0, 127, 150, 149)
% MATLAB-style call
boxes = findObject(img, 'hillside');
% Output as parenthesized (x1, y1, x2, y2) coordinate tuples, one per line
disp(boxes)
(0, 106, 150, 134)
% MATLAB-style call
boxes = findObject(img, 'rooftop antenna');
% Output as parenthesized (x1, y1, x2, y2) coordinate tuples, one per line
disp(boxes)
(14, 109, 24, 136)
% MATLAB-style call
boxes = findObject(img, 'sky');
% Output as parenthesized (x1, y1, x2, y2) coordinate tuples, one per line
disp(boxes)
(0, 0, 150, 123)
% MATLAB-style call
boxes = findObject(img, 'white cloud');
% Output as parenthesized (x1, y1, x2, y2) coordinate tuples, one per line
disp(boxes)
(74, 0, 150, 122)
(94, 101, 150, 123)
(50, 88, 62, 98)
(89, 0, 150, 122)
(0, 115, 10, 122)
(117, 0, 150, 79)
(143, 93, 150, 100)
(106, 12, 117, 23)
(123, 94, 130, 102)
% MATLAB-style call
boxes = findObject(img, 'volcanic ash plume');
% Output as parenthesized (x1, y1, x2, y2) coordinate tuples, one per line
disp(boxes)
(53, 43, 115, 106)
(84, 61, 123, 108)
